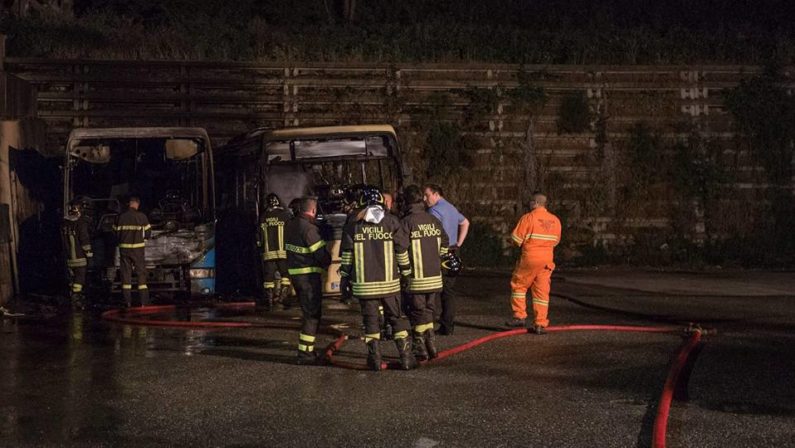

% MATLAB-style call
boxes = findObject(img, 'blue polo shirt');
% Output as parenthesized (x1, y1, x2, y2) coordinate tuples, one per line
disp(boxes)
(428, 198, 466, 247)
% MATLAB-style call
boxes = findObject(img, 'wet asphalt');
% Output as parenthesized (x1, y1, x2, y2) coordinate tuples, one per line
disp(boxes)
(1, 271, 794, 448)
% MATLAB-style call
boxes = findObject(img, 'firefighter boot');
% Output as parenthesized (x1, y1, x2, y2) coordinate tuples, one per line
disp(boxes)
(261, 288, 274, 312)
(366, 340, 382, 372)
(71, 293, 86, 312)
(395, 337, 418, 370)
(412, 333, 429, 361)
(296, 350, 318, 366)
(424, 329, 439, 360)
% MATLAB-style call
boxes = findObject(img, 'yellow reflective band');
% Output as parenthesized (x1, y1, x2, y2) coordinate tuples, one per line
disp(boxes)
(119, 243, 146, 249)
(280, 278, 291, 285)
(143, 224, 152, 231)
(81, 244, 92, 251)
(72, 283, 83, 292)
(527, 233, 559, 242)
(354, 242, 365, 284)
(414, 323, 434, 333)
(384, 240, 394, 283)
(122, 284, 132, 290)
(307, 240, 326, 253)
(288, 267, 325, 275)
(138, 285, 148, 290)
(408, 277, 443, 291)
(299, 333, 316, 343)
(278, 225, 284, 252)
(412, 239, 424, 279)
(263, 250, 287, 260)
(67, 258, 87, 267)
(394, 330, 409, 340)
(69, 234, 77, 260)
(297, 344, 314, 352)
(114, 225, 147, 231)
(263, 282, 276, 288)
(396, 251, 410, 264)
(532, 298, 549, 306)
(511, 292, 526, 298)
(364, 333, 381, 342)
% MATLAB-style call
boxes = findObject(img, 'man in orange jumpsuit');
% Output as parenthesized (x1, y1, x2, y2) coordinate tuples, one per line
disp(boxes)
(505, 192, 561, 334)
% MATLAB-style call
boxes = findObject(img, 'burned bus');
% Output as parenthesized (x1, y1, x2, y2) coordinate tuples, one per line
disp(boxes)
(64, 127, 216, 301)
(216, 125, 406, 296)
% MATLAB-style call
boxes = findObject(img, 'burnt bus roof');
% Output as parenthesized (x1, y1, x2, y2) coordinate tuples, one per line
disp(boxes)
(66, 127, 212, 151)
(217, 125, 400, 161)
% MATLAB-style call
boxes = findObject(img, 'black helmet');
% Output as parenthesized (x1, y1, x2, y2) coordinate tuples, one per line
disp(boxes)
(358, 187, 384, 208)
(265, 193, 282, 209)
(441, 252, 463, 277)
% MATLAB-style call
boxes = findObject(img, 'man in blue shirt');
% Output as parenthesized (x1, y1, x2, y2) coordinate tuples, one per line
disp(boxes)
(423, 184, 470, 335)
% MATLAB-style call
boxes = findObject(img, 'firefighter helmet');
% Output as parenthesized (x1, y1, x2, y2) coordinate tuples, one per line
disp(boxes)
(67, 197, 87, 218)
(441, 252, 463, 277)
(358, 187, 384, 208)
(265, 193, 282, 209)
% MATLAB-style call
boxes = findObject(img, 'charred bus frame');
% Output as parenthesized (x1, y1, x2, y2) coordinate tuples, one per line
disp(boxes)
(64, 127, 217, 300)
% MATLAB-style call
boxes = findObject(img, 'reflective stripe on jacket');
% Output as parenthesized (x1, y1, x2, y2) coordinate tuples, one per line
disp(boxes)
(258, 207, 291, 260)
(339, 212, 411, 299)
(284, 214, 331, 276)
(400, 204, 449, 293)
(115, 209, 151, 251)
(510, 207, 561, 260)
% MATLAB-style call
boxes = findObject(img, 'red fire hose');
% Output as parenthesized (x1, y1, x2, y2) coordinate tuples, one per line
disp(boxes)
(102, 304, 707, 447)
(652, 328, 704, 448)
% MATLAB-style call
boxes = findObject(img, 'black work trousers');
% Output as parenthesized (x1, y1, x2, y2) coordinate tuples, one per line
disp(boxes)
(434, 274, 457, 332)
(360, 295, 410, 341)
(262, 259, 289, 289)
(407, 292, 437, 329)
(293, 273, 323, 337)
(120, 248, 149, 306)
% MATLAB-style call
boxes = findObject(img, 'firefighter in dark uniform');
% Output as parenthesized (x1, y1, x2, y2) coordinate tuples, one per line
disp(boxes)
(285, 197, 332, 365)
(339, 189, 417, 371)
(62, 199, 93, 310)
(257, 193, 292, 310)
(114, 196, 151, 308)
(399, 185, 450, 360)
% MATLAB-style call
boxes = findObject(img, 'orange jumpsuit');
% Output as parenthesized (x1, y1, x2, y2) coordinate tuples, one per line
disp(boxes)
(509, 206, 561, 327)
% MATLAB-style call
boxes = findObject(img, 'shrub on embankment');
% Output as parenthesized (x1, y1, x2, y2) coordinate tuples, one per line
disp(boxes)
(2, 0, 795, 64)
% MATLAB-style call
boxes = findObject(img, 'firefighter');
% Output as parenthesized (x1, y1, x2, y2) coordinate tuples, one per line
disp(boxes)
(114, 196, 151, 308)
(62, 198, 93, 310)
(285, 197, 332, 365)
(505, 192, 562, 334)
(399, 185, 449, 361)
(257, 193, 292, 310)
(339, 189, 417, 371)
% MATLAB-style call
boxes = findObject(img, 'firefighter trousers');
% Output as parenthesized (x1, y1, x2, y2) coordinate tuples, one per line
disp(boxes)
(510, 259, 554, 327)
(407, 292, 436, 334)
(262, 259, 290, 290)
(360, 295, 410, 342)
(293, 273, 323, 353)
(120, 248, 149, 306)
(68, 266, 86, 295)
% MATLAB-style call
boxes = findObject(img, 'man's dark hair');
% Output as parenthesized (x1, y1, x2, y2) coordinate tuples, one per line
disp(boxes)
(128, 195, 141, 204)
(299, 197, 317, 213)
(423, 183, 444, 197)
(403, 185, 424, 205)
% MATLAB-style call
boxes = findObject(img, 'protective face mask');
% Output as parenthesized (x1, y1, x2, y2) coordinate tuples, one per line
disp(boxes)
(364, 205, 385, 224)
